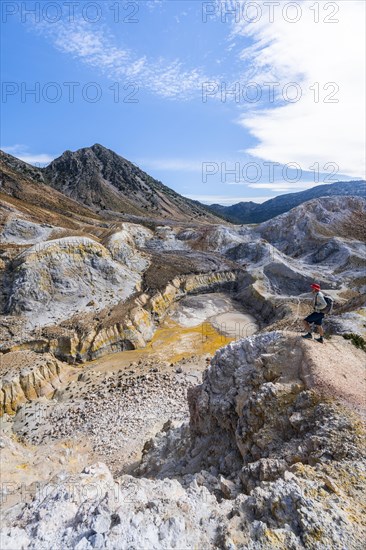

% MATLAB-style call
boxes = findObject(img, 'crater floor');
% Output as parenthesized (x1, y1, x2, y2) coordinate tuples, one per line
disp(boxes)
(2, 292, 256, 511)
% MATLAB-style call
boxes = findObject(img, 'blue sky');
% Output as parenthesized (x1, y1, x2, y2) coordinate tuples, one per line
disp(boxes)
(1, 0, 365, 204)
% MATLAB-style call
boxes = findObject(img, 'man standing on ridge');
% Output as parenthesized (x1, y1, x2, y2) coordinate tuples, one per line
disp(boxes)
(302, 283, 327, 343)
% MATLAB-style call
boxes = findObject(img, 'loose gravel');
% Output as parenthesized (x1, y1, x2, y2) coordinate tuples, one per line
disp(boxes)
(13, 362, 201, 474)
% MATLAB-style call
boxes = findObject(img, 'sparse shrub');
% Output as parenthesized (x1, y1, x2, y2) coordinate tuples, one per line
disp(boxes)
(342, 333, 366, 352)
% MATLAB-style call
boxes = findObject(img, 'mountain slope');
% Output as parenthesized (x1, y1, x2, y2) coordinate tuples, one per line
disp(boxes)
(42, 144, 221, 223)
(0, 150, 105, 231)
(208, 180, 366, 223)
(206, 201, 258, 223)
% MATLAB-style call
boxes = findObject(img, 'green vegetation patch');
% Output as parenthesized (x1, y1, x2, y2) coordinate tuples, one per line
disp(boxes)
(342, 333, 366, 352)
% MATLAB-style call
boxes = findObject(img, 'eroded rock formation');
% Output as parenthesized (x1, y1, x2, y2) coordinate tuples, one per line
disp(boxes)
(0, 351, 73, 415)
(2, 332, 364, 549)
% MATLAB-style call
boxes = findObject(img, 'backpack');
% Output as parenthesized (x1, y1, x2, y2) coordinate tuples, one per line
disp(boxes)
(323, 295, 334, 315)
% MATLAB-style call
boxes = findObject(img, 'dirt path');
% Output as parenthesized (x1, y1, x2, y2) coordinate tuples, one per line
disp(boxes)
(300, 334, 366, 418)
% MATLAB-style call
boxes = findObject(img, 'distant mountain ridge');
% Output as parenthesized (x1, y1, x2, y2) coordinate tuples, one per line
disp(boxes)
(1, 145, 365, 225)
(207, 181, 366, 224)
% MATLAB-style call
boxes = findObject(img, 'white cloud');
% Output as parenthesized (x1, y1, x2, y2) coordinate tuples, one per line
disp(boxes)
(248, 181, 333, 193)
(1, 144, 27, 154)
(185, 194, 275, 205)
(16, 153, 56, 165)
(2, 145, 56, 165)
(232, 0, 366, 179)
(223, 180, 337, 193)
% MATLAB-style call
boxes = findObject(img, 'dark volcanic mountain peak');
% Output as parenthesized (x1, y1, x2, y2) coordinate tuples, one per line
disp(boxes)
(43, 145, 220, 222)
(89, 143, 117, 156)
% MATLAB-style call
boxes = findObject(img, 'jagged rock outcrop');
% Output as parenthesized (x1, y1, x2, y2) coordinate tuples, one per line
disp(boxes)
(187, 332, 365, 470)
(139, 332, 365, 475)
(0, 351, 73, 415)
(137, 332, 366, 547)
(0, 463, 227, 550)
(2, 332, 364, 548)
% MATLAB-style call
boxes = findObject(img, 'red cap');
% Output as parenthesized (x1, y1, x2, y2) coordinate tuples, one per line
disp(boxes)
(311, 283, 321, 291)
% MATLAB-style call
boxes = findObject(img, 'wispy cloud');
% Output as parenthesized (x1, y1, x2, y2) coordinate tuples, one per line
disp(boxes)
(231, 0, 365, 178)
(1, 144, 26, 154)
(33, 19, 216, 100)
(1, 145, 56, 165)
(222, 180, 336, 193)
(137, 158, 203, 172)
(248, 182, 327, 193)
(146, 0, 164, 11)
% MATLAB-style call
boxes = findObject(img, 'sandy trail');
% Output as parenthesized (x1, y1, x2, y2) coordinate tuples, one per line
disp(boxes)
(300, 334, 366, 418)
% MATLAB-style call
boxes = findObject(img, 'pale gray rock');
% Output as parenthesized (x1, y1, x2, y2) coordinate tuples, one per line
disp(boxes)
(2, 463, 225, 550)
(2, 333, 365, 549)
(0, 217, 56, 245)
(106, 223, 152, 272)
(6, 237, 140, 328)
(258, 196, 366, 258)
(145, 226, 188, 251)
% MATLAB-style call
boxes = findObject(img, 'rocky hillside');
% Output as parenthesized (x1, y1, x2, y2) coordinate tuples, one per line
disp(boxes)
(0, 150, 104, 232)
(208, 180, 366, 224)
(1, 146, 222, 223)
(43, 144, 221, 222)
